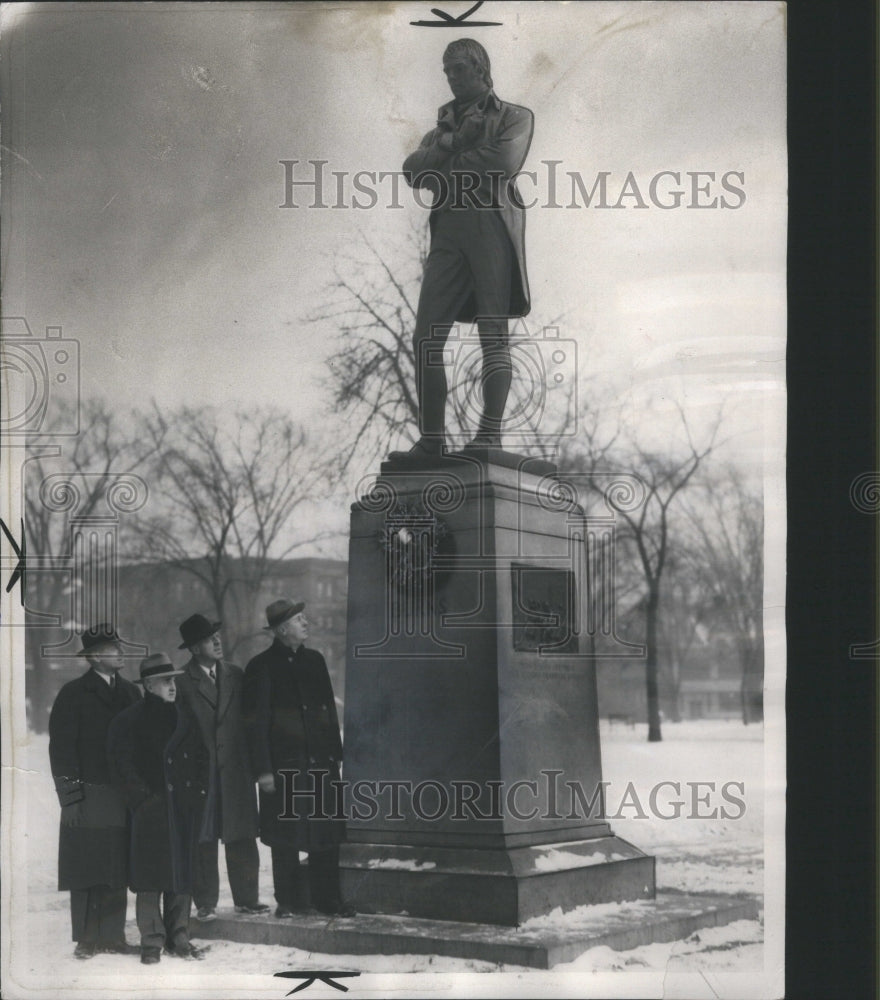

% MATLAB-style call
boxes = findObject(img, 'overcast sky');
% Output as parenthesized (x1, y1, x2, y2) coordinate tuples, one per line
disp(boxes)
(2, 0, 786, 553)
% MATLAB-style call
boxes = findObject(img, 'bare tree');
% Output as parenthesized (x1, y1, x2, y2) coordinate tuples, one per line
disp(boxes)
(22, 397, 166, 730)
(311, 223, 424, 471)
(133, 404, 334, 656)
(682, 465, 764, 723)
(311, 223, 571, 471)
(568, 402, 723, 741)
(655, 554, 720, 722)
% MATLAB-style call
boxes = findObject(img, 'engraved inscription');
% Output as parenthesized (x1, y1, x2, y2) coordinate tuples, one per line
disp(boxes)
(511, 564, 578, 653)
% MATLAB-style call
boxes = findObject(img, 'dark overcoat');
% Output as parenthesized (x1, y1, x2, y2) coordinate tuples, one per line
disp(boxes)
(243, 641, 345, 852)
(175, 658, 259, 844)
(107, 693, 211, 894)
(48, 667, 141, 891)
(403, 90, 534, 321)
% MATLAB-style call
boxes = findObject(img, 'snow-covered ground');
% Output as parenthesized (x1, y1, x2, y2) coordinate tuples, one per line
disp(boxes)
(601, 718, 765, 898)
(7, 720, 773, 997)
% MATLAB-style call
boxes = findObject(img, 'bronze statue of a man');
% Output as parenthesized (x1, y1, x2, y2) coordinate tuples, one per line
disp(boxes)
(389, 38, 533, 464)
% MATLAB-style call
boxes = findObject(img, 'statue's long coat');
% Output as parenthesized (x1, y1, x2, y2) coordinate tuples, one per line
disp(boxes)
(403, 90, 534, 321)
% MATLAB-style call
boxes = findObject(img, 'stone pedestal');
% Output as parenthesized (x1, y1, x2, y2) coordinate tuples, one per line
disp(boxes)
(340, 452, 654, 926)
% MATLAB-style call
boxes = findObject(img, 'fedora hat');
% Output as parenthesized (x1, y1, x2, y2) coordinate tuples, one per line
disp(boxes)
(136, 652, 185, 684)
(78, 623, 122, 656)
(263, 598, 306, 630)
(178, 613, 222, 650)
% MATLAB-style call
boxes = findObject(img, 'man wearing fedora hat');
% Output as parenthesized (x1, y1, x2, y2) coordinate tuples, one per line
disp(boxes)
(49, 624, 141, 959)
(175, 613, 266, 921)
(107, 653, 212, 964)
(243, 599, 353, 918)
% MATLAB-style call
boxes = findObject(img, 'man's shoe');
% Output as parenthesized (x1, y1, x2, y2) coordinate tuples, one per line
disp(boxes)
(140, 947, 161, 965)
(164, 941, 206, 961)
(387, 438, 445, 465)
(234, 902, 270, 915)
(195, 906, 216, 921)
(74, 942, 96, 960)
(100, 940, 135, 955)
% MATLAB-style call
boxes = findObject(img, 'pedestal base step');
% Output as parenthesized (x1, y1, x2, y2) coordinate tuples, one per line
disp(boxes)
(191, 892, 760, 970)
(341, 836, 655, 925)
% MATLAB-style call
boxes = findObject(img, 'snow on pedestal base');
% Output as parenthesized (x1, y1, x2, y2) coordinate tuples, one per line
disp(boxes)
(341, 836, 655, 926)
(191, 891, 759, 969)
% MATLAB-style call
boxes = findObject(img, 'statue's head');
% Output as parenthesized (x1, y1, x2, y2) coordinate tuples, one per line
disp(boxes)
(443, 38, 492, 101)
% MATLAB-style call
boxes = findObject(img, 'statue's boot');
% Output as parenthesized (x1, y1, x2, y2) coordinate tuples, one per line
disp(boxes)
(464, 425, 502, 449)
(387, 436, 445, 465)
(388, 358, 447, 464)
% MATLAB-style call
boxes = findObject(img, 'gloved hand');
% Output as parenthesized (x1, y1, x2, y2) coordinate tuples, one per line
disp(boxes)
(60, 799, 86, 826)
(54, 776, 85, 807)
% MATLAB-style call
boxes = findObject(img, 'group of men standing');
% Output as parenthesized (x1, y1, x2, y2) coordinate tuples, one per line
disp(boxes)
(48, 598, 351, 965)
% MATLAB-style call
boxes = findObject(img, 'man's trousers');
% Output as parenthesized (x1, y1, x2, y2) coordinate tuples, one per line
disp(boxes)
(193, 837, 261, 910)
(270, 843, 342, 912)
(69, 886, 127, 947)
(135, 891, 192, 951)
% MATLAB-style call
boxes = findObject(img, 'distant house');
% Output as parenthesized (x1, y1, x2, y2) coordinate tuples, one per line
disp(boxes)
(678, 677, 743, 719)
(595, 601, 763, 725)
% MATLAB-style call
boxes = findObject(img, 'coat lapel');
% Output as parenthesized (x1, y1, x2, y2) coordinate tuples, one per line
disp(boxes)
(165, 703, 188, 754)
(86, 667, 114, 705)
(216, 661, 234, 722)
(186, 658, 218, 709)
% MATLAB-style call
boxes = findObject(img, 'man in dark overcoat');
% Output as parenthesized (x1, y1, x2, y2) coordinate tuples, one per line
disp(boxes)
(107, 653, 211, 964)
(243, 599, 353, 918)
(175, 613, 266, 921)
(48, 623, 141, 959)
(389, 37, 534, 463)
